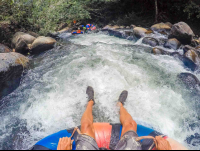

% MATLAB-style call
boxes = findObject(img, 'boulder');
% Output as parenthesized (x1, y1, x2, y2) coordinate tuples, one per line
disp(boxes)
(133, 27, 148, 38)
(11, 32, 36, 54)
(30, 36, 56, 54)
(0, 52, 29, 100)
(165, 22, 173, 28)
(130, 25, 136, 29)
(142, 37, 159, 47)
(169, 22, 195, 44)
(126, 26, 130, 29)
(184, 49, 200, 64)
(177, 73, 200, 93)
(183, 45, 196, 54)
(27, 31, 40, 38)
(171, 52, 197, 71)
(152, 47, 170, 55)
(151, 22, 171, 33)
(164, 38, 181, 50)
(0, 44, 11, 53)
(145, 29, 153, 34)
(58, 27, 72, 33)
(102, 25, 113, 31)
(191, 39, 200, 47)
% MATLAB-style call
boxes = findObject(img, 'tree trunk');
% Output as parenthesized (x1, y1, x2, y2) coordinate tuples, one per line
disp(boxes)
(155, 0, 158, 23)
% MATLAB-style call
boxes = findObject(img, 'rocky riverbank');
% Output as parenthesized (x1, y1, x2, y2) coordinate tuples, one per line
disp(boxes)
(1, 21, 200, 102)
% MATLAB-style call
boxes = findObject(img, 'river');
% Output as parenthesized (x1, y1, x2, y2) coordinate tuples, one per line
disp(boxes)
(0, 33, 199, 150)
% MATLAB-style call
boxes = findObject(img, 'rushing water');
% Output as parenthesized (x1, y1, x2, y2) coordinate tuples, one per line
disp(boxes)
(0, 33, 200, 150)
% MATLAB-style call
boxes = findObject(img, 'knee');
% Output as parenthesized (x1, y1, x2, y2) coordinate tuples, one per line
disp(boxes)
(81, 121, 93, 132)
(123, 120, 137, 131)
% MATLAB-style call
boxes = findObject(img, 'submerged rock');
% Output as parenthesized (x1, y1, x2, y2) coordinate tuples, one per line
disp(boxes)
(30, 36, 56, 55)
(133, 27, 148, 38)
(0, 44, 11, 53)
(183, 45, 196, 54)
(178, 73, 200, 93)
(171, 52, 197, 71)
(11, 32, 36, 54)
(142, 37, 159, 47)
(0, 52, 29, 100)
(169, 22, 194, 44)
(164, 38, 181, 50)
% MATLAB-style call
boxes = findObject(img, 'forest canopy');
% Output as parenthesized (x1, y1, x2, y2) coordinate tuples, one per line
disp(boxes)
(0, 0, 200, 35)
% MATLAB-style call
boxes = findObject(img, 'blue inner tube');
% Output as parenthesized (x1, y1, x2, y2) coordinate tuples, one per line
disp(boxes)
(32, 123, 163, 150)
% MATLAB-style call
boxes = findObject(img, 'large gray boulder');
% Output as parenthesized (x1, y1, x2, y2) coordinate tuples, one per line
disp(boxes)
(11, 32, 36, 54)
(0, 52, 29, 100)
(164, 38, 181, 50)
(184, 49, 200, 65)
(0, 44, 11, 53)
(30, 36, 56, 54)
(169, 22, 194, 44)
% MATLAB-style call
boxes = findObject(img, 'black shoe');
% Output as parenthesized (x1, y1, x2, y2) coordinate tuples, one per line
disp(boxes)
(86, 86, 95, 104)
(118, 90, 128, 105)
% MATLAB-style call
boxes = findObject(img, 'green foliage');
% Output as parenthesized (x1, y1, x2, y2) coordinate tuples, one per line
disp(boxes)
(183, 1, 200, 19)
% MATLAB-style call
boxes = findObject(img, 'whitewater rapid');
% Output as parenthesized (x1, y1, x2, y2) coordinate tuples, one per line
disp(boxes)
(0, 33, 199, 150)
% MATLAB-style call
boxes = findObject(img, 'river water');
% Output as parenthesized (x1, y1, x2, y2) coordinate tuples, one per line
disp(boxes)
(0, 33, 199, 150)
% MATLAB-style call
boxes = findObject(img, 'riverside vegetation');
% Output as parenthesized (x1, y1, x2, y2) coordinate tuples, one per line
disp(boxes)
(0, 0, 200, 149)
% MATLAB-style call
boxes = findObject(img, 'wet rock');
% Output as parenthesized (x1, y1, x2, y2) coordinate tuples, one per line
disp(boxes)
(164, 38, 181, 50)
(0, 52, 29, 100)
(126, 26, 130, 29)
(158, 38, 168, 46)
(178, 73, 200, 93)
(172, 53, 197, 71)
(183, 45, 196, 54)
(0, 44, 11, 53)
(186, 133, 200, 147)
(102, 25, 113, 31)
(152, 47, 170, 55)
(165, 22, 173, 28)
(169, 22, 195, 44)
(27, 31, 40, 38)
(142, 37, 159, 47)
(151, 22, 171, 34)
(130, 25, 136, 29)
(191, 39, 200, 47)
(184, 49, 200, 64)
(133, 27, 148, 38)
(11, 32, 36, 54)
(58, 27, 72, 33)
(30, 36, 56, 55)
(145, 29, 153, 35)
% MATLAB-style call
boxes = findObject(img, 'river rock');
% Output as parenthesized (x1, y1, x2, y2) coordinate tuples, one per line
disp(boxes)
(191, 39, 200, 47)
(130, 25, 136, 29)
(133, 27, 148, 38)
(178, 73, 200, 93)
(0, 52, 29, 100)
(169, 22, 195, 44)
(142, 37, 159, 47)
(0, 44, 11, 53)
(164, 38, 181, 50)
(151, 22, 171, 34)
(58, 27, 72, 33)
(184, 49, 200, 64)
(30, 36, 56, 54)
(152, 47, 170, 55)
(171, 52, 197, 71)
(27, 31, 40, 38)
(165, 22, 173, 28)
(11, 32, 36, 54)
(183, 45, 196, 54)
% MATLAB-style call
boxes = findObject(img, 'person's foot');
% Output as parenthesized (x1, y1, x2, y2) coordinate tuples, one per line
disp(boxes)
(118, 90, 128, 105)
(86, 86, 95, 104)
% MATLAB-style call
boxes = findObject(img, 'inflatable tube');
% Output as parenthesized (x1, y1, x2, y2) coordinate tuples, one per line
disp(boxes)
(72, 31, 83, 35)
(31, 123, 165, 150)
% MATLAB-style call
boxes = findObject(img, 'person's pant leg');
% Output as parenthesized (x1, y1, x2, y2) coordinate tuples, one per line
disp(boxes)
(76, 134, 99, 150)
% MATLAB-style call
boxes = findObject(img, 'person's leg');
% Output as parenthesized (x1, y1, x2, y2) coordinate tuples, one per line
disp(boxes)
(118, 102, 137, 136)
(80, 86, 95, 139)
(117, 91, 137, 137)
(81, 101, 95, 139)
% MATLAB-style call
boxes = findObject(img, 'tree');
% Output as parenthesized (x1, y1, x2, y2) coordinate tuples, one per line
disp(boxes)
(155, 0, 158, 23)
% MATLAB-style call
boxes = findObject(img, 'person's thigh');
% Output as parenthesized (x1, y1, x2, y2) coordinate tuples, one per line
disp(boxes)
(76, 134, 99, 150)
(115, 131, 142, 150)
